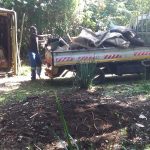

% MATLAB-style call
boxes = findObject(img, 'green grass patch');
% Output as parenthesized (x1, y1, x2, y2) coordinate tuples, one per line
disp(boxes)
(0, 79, 72, 105)
(144, 144, 150, 150)
(19, 65, 30, 76)
(102, 80, 150, 97)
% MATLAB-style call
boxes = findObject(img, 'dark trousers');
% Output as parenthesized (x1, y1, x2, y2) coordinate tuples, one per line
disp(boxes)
(28, 51, 42, 80)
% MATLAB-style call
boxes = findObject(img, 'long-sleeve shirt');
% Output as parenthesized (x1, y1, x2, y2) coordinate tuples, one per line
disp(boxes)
(28, 33, 39, 53)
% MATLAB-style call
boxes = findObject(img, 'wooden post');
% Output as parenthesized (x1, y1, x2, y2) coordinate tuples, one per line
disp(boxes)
(18, 13, 25, 74)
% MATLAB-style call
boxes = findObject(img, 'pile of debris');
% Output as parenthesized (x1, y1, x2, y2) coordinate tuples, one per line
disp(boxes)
(45, 26, 144, 51)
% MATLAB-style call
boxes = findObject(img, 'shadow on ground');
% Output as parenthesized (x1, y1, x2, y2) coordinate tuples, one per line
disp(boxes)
(0, 74, 150, 150)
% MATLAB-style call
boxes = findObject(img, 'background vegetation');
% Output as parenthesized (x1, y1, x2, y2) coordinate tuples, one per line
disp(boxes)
(0, 0, 150, 58)
(1, 1, 150, 149)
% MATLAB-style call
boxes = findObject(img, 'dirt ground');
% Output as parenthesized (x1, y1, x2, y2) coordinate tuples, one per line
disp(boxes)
(0, 75, 150, 150)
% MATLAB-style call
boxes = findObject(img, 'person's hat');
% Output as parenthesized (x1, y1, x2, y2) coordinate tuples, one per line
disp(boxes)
(30, 25, 37, 33)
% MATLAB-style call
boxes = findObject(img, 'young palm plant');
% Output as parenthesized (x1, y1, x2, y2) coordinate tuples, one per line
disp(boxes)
(54, 92, 79, 150)
(75, 62, 97, 89)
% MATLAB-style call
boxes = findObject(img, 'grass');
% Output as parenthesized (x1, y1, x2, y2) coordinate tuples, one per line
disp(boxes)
(0, 81, 49, 104)
(19, 64, 30, 76)
(1, 70, 150, 149)
(102, 80, 150, 97)
(0, 64, 74, 105)
(1, 64, 149, 104)
(144, 144, 150, 150)
(1, 72, 150, 105)
(0, 77, 76, 106)
(55, 92, 74, 150)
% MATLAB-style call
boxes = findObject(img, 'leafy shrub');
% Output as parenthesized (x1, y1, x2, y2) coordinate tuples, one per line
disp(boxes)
(74, 63, 97, 89)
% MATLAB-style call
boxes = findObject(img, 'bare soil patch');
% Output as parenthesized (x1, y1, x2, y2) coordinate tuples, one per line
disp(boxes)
(0, 76, 150, 150)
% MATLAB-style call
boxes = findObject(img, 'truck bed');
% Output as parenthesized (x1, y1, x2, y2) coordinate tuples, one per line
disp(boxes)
(52, 46, 150, 66)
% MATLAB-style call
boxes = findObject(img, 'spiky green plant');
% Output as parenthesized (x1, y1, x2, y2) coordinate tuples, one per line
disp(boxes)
(54, 92, 79, 150)
(75, 62, 97, 89)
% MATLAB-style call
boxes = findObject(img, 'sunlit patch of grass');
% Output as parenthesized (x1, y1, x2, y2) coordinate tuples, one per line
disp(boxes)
(0, 78, 73, 105)
(19, 65, 30, 76)
(120, 127, 127, 137)
(0, 90, 29, 105)
(0, 97, 5, 103)
(133, 82, 150, 94)
(144, 144, 150, 150)
(101, 80, 150, 97)
(0, 80, 54, 105)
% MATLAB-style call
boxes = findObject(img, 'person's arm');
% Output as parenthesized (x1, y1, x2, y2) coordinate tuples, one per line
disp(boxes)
(33, 33, 51, 38)
(32, 33, 50, 44)
(38, 34, 51, 37)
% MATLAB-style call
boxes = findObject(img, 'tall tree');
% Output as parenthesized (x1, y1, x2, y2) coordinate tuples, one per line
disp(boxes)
(0, 0, 79, 57)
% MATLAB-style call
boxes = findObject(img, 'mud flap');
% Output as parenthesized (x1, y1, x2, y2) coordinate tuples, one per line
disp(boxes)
(45, 67, 59, 78)
(141, 60, 150, 80)
(45, 66, 64, 78)
(92, 68, 105, 84)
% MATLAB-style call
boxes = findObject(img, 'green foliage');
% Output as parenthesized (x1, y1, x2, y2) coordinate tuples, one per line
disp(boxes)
(0, 80, 54, 105)
(54, 92, 79, 150)
(132, 82, 150, 94)
(82, 10, 97, 30)
(43, 0, 79, 35)
(55, 92, 73, 149)
(144, 144, 150, 150)
(1, 0, 150, 34)
(75, 62, 97, 89)
(103, 79, 150, 98)
(81, 0, 131, 30)
(134, 0, 150, 14)
(0, 0, 79, 57)
(81, 0, 150, 30)
(19, 65, 30, 76)
(1, 0, 150, 59)
(120, 138, 149, 150)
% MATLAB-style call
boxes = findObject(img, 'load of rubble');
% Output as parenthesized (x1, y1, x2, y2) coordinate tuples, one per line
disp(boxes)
(45, 26, 144, 51)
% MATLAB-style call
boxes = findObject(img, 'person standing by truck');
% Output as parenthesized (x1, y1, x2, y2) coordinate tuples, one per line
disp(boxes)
(28, 25, 49, 80)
